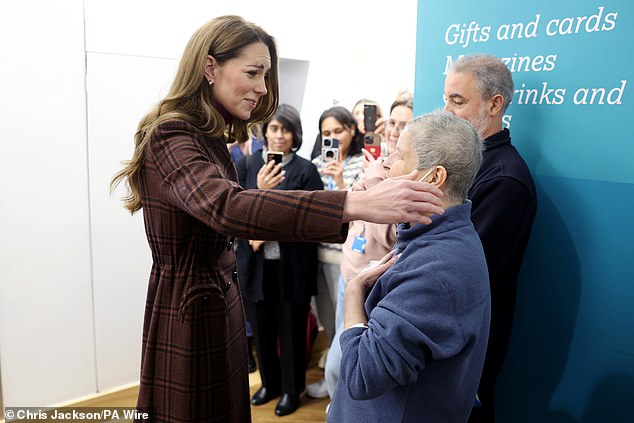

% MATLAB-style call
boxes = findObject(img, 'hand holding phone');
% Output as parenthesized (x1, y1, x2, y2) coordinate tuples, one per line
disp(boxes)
(258, 152, 285, 189)
(321, 138, 340, 165)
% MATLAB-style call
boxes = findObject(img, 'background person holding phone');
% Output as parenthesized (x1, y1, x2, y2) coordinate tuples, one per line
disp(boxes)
(310, 98, 384, 160)
(311, 106, 365, 192)
(319, 94, 415, 404)
(307, 106, 366, 398)
(235, 104, 322, 416)
(384, 95, 414, 156)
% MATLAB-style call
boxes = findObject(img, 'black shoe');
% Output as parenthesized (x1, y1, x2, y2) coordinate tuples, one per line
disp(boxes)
(251, 386, 280, 406)
(275, 393, 299, 416)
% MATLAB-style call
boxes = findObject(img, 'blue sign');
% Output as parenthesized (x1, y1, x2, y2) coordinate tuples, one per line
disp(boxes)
(416, 1, 634, 421)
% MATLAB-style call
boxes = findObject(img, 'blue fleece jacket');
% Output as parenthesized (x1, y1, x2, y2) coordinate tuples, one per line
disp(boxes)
(327, 201, 491, 423)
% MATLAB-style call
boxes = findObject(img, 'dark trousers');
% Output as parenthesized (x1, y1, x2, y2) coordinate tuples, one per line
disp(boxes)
(469, 297, 515, 423)
(246, 259, 309, 396)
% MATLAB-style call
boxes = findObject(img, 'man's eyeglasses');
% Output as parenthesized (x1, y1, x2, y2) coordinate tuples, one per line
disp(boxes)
(386, 119, 407, 132)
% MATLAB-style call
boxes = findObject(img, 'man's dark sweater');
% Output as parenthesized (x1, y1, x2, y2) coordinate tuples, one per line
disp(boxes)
(468, 128, 537, 421)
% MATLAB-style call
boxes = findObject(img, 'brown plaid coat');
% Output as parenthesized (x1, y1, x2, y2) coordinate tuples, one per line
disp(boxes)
(135, 119, 347, 422)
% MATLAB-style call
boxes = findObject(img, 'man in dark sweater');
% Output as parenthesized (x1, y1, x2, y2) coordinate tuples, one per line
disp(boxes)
(444, 54, 537, 422)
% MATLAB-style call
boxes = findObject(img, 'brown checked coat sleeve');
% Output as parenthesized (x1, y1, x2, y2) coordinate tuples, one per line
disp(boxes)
(135, 119, 347, 423)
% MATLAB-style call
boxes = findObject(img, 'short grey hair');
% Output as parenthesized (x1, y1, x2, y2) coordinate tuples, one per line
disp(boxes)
(450, 54, 514, 113)
(405, 110, 483, 204)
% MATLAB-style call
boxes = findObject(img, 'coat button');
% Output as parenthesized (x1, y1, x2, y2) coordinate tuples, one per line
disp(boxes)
(232, 271, 238, 282)
(227, 238, 235, 250)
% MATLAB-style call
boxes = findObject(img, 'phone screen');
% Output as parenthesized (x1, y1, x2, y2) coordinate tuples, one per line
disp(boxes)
(267, 151, 283, 165)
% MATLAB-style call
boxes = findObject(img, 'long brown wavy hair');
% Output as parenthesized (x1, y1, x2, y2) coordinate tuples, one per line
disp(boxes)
(111, 15, 279, 213)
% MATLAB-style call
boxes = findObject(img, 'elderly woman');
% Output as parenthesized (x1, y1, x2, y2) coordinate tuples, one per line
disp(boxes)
(328, 111, 491, 423)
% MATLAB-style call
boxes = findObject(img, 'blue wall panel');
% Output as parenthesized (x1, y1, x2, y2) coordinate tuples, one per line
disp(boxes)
(499, 176, 634, 422)
(415, 1, 634, 420)
(416, 0, 632, 184)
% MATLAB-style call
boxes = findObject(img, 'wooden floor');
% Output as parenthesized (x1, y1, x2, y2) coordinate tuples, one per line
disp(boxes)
(248, 327, 331, 422)
(77, 332, 331, 423)
(248, 363, 330, 422)
(88, 364, 329, 422)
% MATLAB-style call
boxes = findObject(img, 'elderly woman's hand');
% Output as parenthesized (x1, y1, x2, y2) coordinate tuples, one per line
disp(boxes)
(347, 250, 399, 295)
(344, 250, 400, 330)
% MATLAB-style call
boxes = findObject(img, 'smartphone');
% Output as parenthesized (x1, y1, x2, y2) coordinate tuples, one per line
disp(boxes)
(363, 104, 377, 133)
(364, 133, 381, 160)
(363, 104, 381, 159)
(321, 138, 340, 164)
(267, 151, 283, 165)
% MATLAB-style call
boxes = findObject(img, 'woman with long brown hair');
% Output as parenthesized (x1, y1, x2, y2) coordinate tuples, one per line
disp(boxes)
(111, 15, 443, 423)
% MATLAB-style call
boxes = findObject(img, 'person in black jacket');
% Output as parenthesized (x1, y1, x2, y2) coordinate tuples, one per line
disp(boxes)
(444, 54, 537, 423)
(235, 104, 324, 417)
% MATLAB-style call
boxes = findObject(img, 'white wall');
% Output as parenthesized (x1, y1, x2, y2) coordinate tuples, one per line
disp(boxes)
(0, 0, 417, 406)
(0, 0, 96, 405)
